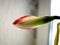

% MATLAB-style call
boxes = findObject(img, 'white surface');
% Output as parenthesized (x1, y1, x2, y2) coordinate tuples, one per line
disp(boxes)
(0, 0, 51, 45)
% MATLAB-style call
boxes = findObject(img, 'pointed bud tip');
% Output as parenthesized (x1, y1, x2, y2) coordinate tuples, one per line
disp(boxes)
(13, 15, 30, 25)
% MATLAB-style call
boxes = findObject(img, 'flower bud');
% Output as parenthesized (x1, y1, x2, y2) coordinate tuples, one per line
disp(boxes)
(13, 15, 60, 30)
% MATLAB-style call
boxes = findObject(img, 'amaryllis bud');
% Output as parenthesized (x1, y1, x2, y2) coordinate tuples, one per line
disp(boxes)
(13, 15, 60, 30)
(13, 15, 39, 30)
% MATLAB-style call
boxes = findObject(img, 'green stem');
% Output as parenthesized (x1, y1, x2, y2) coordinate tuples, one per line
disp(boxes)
(54, 23, 59, 45)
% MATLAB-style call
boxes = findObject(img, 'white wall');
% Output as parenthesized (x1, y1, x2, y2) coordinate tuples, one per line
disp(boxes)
(0, 0, 35, 45)
(0, 0, 51, 45)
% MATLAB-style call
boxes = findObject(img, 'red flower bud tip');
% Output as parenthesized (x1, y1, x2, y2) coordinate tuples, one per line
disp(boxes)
(13, 15, 30, 25)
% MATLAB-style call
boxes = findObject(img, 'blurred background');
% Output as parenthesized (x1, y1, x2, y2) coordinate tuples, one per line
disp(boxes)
(0, 0, 60, 45)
